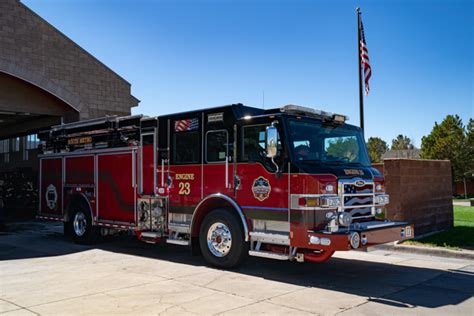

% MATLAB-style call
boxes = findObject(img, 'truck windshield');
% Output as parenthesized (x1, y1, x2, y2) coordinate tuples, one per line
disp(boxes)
(287, 119, 370, 166)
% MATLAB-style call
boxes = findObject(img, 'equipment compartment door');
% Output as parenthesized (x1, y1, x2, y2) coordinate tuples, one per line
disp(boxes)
(97, 151, 136, 224)
(141, 132, 157, 195)
(39, 157, 63, 216)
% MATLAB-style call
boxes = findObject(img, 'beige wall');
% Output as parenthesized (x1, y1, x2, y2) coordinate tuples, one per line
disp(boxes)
(0, 0, 138, 121)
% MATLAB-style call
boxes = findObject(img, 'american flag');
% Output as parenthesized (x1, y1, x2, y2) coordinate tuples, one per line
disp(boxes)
(359, 20, 371, 96)
(174, 118, 199, 132)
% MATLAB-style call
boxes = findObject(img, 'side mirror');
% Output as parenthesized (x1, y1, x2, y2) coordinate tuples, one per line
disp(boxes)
(266, 125, 278, 158)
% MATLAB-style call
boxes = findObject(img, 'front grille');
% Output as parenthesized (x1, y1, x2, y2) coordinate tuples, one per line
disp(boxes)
(340, 180, 375, 220)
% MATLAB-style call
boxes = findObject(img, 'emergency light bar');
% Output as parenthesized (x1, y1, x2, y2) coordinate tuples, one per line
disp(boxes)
(280, 104, 348, 123)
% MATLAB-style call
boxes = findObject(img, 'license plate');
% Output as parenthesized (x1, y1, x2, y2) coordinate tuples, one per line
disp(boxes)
(405, 226, 413, 238)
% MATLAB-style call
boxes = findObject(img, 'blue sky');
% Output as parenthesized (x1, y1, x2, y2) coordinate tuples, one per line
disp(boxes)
(23, 0, 473, 146)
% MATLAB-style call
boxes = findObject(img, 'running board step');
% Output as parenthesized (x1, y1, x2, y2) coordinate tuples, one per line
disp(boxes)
(141, 232, 161, 238)
(249, 232, 290, 246)
(249, 250, 290, 261)
(166, 239, 190, 246)
(141, 231, 161, 244)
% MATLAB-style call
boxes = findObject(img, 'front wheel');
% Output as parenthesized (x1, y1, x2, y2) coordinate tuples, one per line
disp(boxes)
(67, 204, 99, 244)
(199, 209, 248, 268)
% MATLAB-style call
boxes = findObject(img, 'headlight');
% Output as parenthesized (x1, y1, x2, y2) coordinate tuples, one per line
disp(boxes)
(374, 194, 389, 205)
(338, 212, 353, 226)
(325, 184, 335, 193)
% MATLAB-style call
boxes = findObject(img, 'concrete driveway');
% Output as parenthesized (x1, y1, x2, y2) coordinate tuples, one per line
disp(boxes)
(1, 221, 473, 315)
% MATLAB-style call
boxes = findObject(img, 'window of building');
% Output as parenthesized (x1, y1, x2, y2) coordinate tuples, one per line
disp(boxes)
(22, 137, 28, 160)
(206, 130, 228, 163)
(173, 131, 200, 164)
(26, 134, 39, 150)
(1, 140, 9, 163)
(13, 137, 20, 152)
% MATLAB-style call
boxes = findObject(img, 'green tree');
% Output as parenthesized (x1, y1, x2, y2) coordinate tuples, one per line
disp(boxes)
(391, 134, 415, 150)
(366, 137, 388, 163)
(420, 115, 472, 181)
(465, 118, 474, 175)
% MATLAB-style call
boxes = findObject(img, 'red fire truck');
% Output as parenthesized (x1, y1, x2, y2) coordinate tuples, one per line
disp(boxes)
(38, 104, 413, 268)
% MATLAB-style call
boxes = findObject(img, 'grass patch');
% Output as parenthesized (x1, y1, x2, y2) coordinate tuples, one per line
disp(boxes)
(403, 205, 474, 250)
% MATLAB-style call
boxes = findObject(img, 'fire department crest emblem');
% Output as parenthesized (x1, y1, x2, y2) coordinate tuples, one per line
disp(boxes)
(45, 184, 58, 210)
(252, 176, 271, 201)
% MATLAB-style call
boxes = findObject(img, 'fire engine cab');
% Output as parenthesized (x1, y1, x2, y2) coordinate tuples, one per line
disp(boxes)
(38, 104, 413, 268)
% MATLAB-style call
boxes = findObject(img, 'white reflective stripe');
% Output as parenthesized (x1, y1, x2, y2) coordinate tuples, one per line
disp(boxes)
(161, 159, 165, 187)
(225, 156, 229, 188)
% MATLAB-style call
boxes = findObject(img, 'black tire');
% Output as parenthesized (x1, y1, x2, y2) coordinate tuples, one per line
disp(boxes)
(66, 203, 99, 245)
(199, 208, 248, 269)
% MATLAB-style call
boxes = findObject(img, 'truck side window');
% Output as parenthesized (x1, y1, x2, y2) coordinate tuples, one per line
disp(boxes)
(242, 125, 268, 162)
(206, 130, 228, 163)
(173, 131, 200, 164)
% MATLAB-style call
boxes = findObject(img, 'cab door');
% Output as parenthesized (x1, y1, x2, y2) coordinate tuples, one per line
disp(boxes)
(167, 116, 202, 215)
(203, 129, 233, 197)
(235, 123, 289, 222)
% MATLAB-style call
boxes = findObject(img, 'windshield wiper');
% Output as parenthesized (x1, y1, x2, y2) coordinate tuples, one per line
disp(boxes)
(346, 162, 365, 166)
(324, 160, 347, 165)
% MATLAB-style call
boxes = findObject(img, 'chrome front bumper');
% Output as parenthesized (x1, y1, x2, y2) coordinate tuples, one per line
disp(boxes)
(305, 221, 414, 251)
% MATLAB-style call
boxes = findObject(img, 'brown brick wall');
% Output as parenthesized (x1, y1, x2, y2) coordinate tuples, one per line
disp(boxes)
(455, 180, 474, 196)
(0, 0, 138, 120)
(381, 159, 453, 236)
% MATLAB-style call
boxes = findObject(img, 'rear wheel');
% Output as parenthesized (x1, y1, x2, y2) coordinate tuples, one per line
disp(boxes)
(199, 208, 248, 268)
(67, 204, 99, 244)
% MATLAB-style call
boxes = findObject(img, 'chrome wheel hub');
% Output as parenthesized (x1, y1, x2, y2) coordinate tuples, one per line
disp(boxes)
(207, 222, 232, 257)
(73, 212, 87, 237)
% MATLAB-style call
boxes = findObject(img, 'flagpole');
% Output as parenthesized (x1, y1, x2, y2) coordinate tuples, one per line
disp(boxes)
(356, 7, 364, 133)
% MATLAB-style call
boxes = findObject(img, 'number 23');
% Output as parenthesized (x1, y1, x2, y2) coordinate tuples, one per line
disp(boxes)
(178, 182, 191, 195)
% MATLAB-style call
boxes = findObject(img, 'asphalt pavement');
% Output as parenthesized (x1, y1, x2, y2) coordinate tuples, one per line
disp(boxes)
(0, 221, 473, 315)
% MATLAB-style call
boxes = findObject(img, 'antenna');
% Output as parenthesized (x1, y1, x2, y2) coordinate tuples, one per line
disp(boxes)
(262, 90, 265, 109)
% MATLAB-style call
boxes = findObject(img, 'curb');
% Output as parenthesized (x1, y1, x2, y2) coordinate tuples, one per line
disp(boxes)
(368, 242, 474, 260)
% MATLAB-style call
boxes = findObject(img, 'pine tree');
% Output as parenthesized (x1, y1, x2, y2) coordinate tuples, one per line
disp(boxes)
(421, 115, 472, 181)
(367, 137, 388, 163)
(391, 134, 414, 150)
